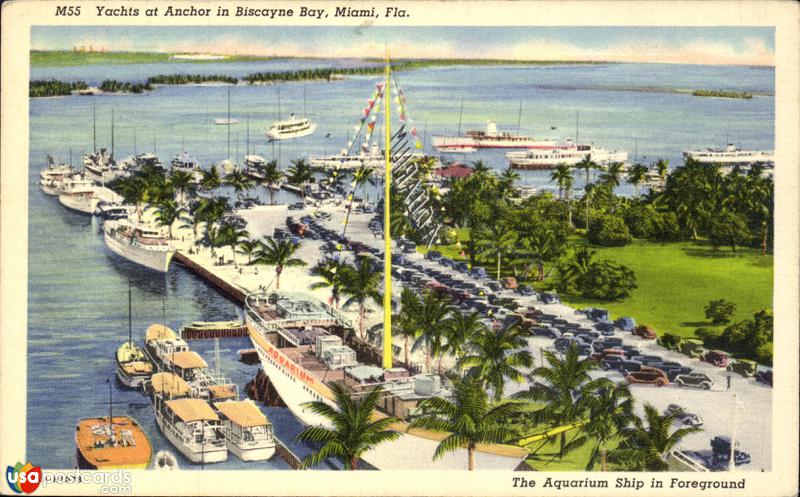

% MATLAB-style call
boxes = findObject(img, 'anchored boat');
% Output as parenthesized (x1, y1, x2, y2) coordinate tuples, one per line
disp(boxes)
(57, 175, 100, 214)
(116, 284, 154, 389)
(432, 121, 557, 152)
(103, 219, 175, 273)
(266, 114, 317, 141)
(75, 416, 153, 470)
(683, 143, 774, 164)
(214, 400, 276, 461)
(506, 140, 628, 170)
(40, 155, 77, 196)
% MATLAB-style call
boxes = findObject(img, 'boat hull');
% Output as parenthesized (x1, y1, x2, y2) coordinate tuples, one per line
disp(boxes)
(115, 365, 149, 389)
(58, 193, 98, 214)
(266, 122, 317, 141)
(75, 447, 150, 470)
(40, 181, 62, 196)
(227, 441, 276, 461)
(103, 228, 174, 273)
(154, 410, 227, 464)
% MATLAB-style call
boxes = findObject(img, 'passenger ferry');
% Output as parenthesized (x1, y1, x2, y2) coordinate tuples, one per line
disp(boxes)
(150, 372, 228, 464)
(75, 416, 152, 469)
(103, 220, 174, 273)
(266, 114, 317, 140)
(39, 155, 77, 196)
(214, 400, 276, 461)
(683, 144, 774, 164)
(432, 121, 557, 151)
(57, 175, 100, 214)
(506, 140, 629, 170)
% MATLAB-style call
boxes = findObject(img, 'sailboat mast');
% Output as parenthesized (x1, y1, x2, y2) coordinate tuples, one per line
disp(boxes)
(227, 87, 231, 160)
(108, 380, 113, 438)
(111, 109, 115, 158)
(128, 282, 132, 344)
(575, 110, 580, 144)
(382, 51, 393, 370)
(93, 101, 97, 153)
(133, 128, 137, 155)
(457, 97, 464, 136)
(246, 113, 250, 156)
(517, 100, 523, 135)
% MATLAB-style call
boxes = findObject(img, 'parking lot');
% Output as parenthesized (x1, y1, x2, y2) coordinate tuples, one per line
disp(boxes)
(268, 204, 772, 471)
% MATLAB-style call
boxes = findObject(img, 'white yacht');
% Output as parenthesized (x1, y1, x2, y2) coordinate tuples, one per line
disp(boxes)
(57, 175, 100, 214)
(40, 156, 77, 196)
(432, 121, 557, 152)
(143, 324, 188, 367)
(266, 114, 317, 141)
(506, 141, 628, 170)
(83, 148, 128, 184)
(683, 144, 774, 165)
(242, 155, 267, 180)
(103, 220, 175, 273)
(170, 151, 204, 183)
(214, 400, 276, 461)
(309, 143, 385, 171)
(150, 373, 228, 464)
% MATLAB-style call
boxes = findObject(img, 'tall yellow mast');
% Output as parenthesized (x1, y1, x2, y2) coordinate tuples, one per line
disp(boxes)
(382, 50, 393, 369)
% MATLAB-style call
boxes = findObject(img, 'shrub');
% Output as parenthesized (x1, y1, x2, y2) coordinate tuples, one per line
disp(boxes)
(657, 333, 682, 350)
(709, 211, 751, 253)
(579, 260, 637, 300)
(623, 204, 657, 238)
(704, 299, 736, 324)
(588, 215, 632, 247)
(700, 309, 773, 365)
(649, 211, 684, 242)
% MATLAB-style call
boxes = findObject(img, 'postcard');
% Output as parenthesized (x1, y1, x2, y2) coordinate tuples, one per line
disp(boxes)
(1, 0, 798, 495)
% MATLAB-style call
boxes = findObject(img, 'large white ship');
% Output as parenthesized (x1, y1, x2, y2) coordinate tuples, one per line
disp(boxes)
(245, 291, 527, 470)
(432, 121, 557, 151)
(40, 156, 77, 196)
(103, 220, 175, 273)
(58, 176, 100, 214)
(266, 114, 317, 141)
(83, 148, 129, 185)
(506, 140, 629, 170)
(683, 144, 774, 164)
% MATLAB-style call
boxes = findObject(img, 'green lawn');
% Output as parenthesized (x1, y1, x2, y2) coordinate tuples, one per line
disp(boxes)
(420, 233, 773, 339)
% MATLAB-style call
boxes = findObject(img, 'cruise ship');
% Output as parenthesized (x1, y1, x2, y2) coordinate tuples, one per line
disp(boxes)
(57, 175, 100, 214)
(432, 121, 557, 152)
(506, 140, 629, 170)
(683, 144, 774, 164)
(245, 291, 527, 469)
(266, 114, 317, 140)
(103, 220, 175, 273)
(39, 156, 77, 196)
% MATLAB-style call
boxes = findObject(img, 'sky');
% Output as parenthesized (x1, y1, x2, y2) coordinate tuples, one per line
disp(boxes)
(31, 26, 775, 66)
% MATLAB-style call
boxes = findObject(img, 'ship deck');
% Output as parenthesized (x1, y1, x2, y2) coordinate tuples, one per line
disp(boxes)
(277, 345, 347, 384)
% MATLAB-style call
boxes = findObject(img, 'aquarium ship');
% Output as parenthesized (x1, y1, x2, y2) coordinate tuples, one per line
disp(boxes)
(683, 143, 774, 164)
(266, 114, 317, 140)
(103, 219, 175, 273)
(432, 121, 557, 152)
(75, 416, 153, 470)
(506, 140, 629, 169)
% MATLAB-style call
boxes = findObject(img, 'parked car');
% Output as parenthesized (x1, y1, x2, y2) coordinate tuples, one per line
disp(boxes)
(678, 338, 705, 358)
(517, 285, 535, 296)
(533, 326, 560, 339)
(595, 321, 616, 336)
(438, 257, 454, 268)
(501, 276, 518, 290)
(540, 292, 560, 304)
(583, 307, 609, 322)
(664, 404, 704, 427)
(674, 372, 713, 389)
(662, 366, 693, 382)
(632, 324, 657, 340)
(487, 281, 502, 292)
(600, 355, 626, 371)
(614, 316, 636, 331)
(454, 261, 470, 273)
(619, 360, 642, 375)
(625, 366, 669, 386)
(288, 202, 306, 210)
(726, 359, 757, 378)
(702, 349, 729, 368)
(755, 369, 773, 387)
(591, 348, 625, 363)
(425, 250, 442, 261)
(710, 436, 751, 467)
(470, 267, 488, 279)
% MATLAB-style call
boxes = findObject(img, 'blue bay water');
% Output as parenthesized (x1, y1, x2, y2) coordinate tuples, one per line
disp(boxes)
(27, 60, 774, 469)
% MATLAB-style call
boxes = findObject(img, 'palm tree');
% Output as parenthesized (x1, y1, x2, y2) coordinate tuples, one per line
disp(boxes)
(513, 343, 608, 455)
(339, 256, 383, 339)
(549, 164, 573, 200)
(499, 166, 521, 199)
(148, 199, 187, 238)
(237, 239, 261, 265)
(475, 223, 518, 281)
(309, 258, 347, 309)
(251, 237, 306, 290)
(217, 222, 250, 267)
(470, 160, 492, 177)
(609, 403, 702, 471)
(522, 229, 556, 281)
(563, 382, 634, 471)
(601, 162, 625, 189)
(200, 164, 222, 191)
(576, 155, 597, 229)
(626, 163, 649, 197)
(443, 311, 484, 366)
(655, 159, 670, 188)
(394, 288, 422, 367)
(116, 175, 147, 222)
(410, 374, 525, 470)
(287, 158, 313, 200)
(296, 382, 399, 470)
(262, 160, 284, 204)
(410, 290, 454, 373)
(224, 169, 255, 201)
(458, 318, 533, 401)
(169, 169, 194, 204)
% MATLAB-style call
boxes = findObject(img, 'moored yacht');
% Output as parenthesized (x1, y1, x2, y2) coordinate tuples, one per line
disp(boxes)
(432, 121, 557, 151)
(83, 148, 129, 184)
(506, 140, 628, 170)
(75, 416, 152, 470)
(214, 400, 276, 461)
(103, 219, 174, 273)
(171, 151, 204, 183)
(143, 324, 188, 367)
(683, 143, 774, 164)
(40, 155, 77, 196)
(266, 114, 317, 141)
(241, 155, 267, 180)
(57, 175, 100, 214)
(153, 394, 228, 464)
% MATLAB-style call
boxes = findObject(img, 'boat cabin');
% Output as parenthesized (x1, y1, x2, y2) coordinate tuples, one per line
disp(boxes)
(214, 400, 275, 459)
(162, 350, 208, 380)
